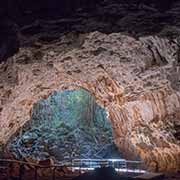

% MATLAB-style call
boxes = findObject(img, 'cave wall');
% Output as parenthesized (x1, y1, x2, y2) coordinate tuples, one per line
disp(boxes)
(0, 0, 98, 19)
(0, 31, 180, 172)
(1, 0, 179, 63)
(8, 89, 117, 161)
(109, 88, 180, 172)
(0, 0, 176, 23)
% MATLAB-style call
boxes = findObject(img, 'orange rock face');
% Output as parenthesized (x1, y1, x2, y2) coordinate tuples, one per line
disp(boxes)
(0, 32, 180, 172)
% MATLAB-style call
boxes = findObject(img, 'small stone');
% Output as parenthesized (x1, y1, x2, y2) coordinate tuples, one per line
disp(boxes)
(48, 51, 56, 56)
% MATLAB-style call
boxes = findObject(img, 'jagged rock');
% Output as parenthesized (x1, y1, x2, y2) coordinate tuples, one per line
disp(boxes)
(7, 89, 117, 162)
(0, 29, 180, 173)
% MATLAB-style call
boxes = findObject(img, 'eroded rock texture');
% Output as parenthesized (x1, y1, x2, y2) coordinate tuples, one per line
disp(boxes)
(1, 0, 180, 174)
(0, 30, 180, 172)
(8, 89, 120, 162)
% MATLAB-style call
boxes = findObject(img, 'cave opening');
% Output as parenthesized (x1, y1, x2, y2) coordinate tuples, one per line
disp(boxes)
(7, 88, 122, 163)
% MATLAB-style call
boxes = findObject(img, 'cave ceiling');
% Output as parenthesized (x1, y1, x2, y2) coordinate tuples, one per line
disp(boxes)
(0, 0, 180, 173)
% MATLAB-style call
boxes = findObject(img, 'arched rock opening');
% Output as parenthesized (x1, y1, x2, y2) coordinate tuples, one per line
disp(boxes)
(0, 63, 179, 172)
(7, 88, 122, 162)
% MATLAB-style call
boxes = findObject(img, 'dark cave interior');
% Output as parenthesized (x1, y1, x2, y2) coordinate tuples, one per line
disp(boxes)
(6, 89, 122, 162)
(0, 0, 180, 62)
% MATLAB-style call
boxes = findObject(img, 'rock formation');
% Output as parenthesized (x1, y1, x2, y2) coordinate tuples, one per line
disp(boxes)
(0, 31, 179, 172)
(8, 89, 120, 162)
(0, 0, 180, 174)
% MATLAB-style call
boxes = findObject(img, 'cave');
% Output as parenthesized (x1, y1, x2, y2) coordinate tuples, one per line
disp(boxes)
(0, 0, 180, 179)
(7, 89, 121, 162)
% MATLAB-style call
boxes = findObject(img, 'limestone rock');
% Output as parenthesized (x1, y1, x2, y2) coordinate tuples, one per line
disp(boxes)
(0, 31, 179, 172)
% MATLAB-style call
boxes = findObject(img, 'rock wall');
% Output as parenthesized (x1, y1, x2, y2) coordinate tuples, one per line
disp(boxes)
(1, 0, 180, 63)
(109, 88, 180, 172)
(0, 32, 180, 172)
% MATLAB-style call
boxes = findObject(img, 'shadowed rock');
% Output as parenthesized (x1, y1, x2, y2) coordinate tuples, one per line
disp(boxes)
(0, 19, 19, 62)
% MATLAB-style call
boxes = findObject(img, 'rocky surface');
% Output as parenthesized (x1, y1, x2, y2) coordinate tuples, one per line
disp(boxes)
(0, 0, 180, 173)
(7, 89, 121, 162)
(0, 30, 179, 172)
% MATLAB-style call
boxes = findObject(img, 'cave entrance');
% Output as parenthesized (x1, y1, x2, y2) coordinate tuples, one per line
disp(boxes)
(8, 89, 122, 162)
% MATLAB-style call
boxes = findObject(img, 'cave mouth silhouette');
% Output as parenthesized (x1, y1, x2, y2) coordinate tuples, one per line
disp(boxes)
(7, 88, 122, 162)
